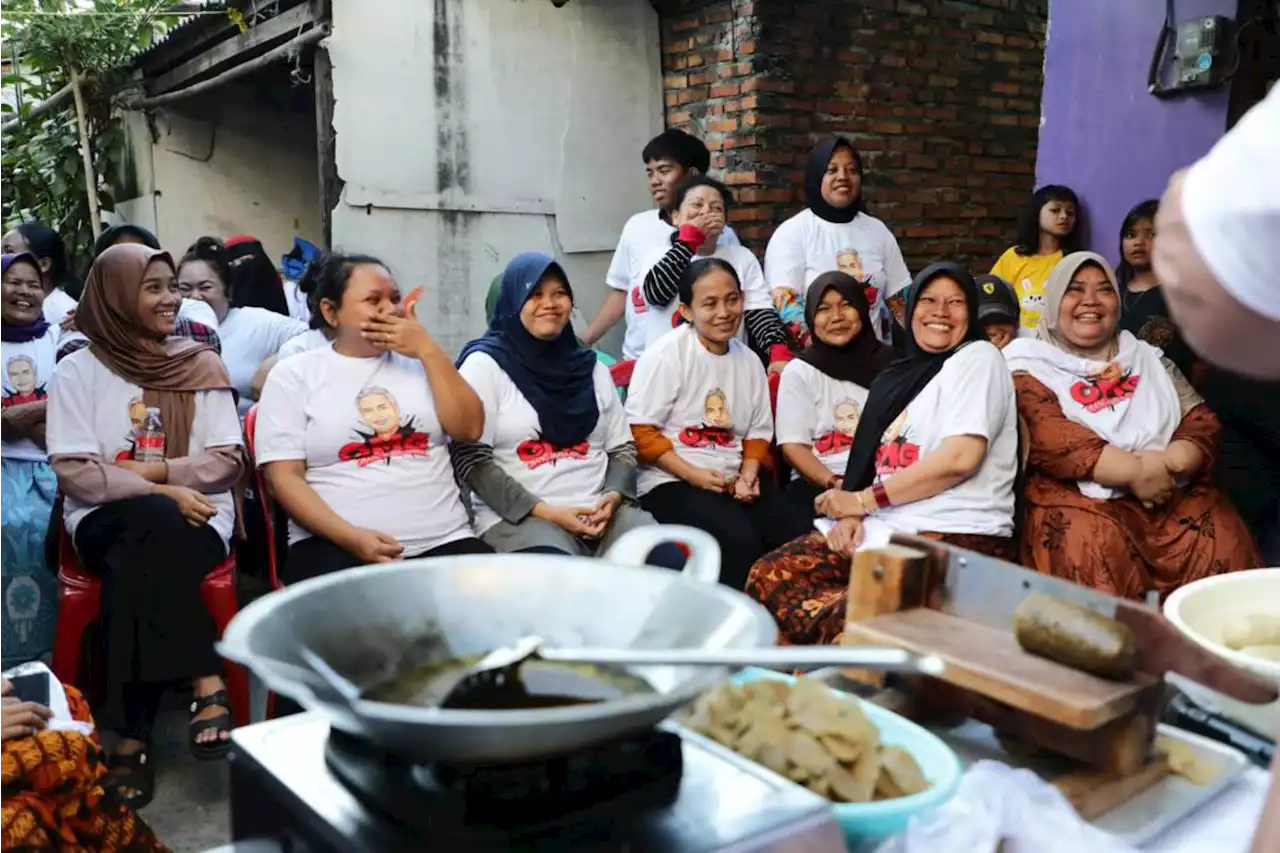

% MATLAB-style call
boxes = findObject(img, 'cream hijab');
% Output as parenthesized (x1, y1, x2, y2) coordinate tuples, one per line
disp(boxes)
(1004, 252, 1198, 499)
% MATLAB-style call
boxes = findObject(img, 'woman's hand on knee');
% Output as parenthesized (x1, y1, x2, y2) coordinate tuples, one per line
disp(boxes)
(153, 484, 217, 526)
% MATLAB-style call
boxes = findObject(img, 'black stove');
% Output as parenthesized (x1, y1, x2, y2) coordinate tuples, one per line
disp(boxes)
(228, 713, 844, 852)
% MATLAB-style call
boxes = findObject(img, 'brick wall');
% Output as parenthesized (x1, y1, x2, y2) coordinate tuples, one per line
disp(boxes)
(657, 0, 1048, 273)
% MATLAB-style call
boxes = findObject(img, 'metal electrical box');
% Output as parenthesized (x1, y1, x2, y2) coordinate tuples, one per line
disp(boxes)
(1173, 15, 1234, 90)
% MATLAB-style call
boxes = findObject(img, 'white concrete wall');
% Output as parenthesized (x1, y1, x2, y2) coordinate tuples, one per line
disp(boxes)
(118, 76, 321, 266)
(328, 0, 664, 355)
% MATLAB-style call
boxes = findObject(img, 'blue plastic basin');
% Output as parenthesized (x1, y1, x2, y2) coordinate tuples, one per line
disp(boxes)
(729, 667, 962, 850)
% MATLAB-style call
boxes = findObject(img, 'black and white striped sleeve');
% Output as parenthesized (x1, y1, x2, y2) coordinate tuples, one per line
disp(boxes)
(744, 308, 790, 358)
(449, 440, 539, 524)
(642, 238, 695, 308)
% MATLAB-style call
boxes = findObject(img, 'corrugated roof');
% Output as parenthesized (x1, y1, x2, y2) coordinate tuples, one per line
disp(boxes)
(130, 2, 235, 65)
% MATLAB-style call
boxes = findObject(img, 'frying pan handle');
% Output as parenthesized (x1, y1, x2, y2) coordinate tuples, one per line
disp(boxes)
(603, 524, 721, 585)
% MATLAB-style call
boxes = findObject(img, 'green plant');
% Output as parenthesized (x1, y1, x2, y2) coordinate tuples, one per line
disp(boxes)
(1, 0, 177, 271)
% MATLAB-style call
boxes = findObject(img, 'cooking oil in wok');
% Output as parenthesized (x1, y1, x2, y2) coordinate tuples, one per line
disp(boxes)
(363, 656, 654, 710)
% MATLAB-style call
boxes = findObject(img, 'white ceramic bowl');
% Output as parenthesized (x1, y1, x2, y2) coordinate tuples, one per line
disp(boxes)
(1163, 568, 1280, 737)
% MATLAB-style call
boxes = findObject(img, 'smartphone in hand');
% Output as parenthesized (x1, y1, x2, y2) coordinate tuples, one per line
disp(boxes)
(8, 671, 50, 707)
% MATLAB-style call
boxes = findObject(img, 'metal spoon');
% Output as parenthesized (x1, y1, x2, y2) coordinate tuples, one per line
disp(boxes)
(442, 636, 944, 709)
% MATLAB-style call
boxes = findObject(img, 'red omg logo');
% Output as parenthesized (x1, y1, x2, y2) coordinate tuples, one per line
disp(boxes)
(516, 439, 590, 470)
(1069, 371, 1140, 414)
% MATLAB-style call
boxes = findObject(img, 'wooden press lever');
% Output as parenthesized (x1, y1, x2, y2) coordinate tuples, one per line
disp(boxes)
(840, 536, 1277, 776)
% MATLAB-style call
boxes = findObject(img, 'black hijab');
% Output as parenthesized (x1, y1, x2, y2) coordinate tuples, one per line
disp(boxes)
(797, 271, 897, 387)
(805, 138, 867, 225)
(841, 262, 985, 491)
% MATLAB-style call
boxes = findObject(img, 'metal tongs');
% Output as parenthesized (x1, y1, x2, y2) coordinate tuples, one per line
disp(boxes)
(440, 636, 944, 709)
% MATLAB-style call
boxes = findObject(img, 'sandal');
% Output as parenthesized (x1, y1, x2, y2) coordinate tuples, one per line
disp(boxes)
(106, 748, 155, 810)
(189, 688, 234, 761)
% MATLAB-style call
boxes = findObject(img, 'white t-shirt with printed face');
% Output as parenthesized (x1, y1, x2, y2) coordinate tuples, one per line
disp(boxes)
(254, 348, 473, 555)
(632, 242, 774, 356)
(607, 209, 741, 361)
(458, 354, 630, 534)
(1, 327, 60, 462)
(625, 324, 773, 496)
(45, 348, 243, 547)
(277, 328, 330, 361)
(764, 209, 912, 313)
(217, 306, 307, 416)
(774, 358, 871, 481)
(867, 341, 1016, 537)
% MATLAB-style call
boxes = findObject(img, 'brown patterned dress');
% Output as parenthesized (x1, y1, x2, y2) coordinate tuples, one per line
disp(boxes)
(1017, 373, 1260, 599)
(746, 531, 1016, 646)
(2, 686, 168, 852)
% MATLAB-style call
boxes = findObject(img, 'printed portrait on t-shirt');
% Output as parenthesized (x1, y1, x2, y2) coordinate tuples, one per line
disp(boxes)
(705, 389, 731, 429)
(339, 385, 431, 467)
(814, 399, 860, 457)
(630, 286, 648, 315)
(112, 397, 148, 461)
(875, 407, 920, 476)
(836, 249, 864, 281)
(1069, 361, 1140, 414)
(1, 355, 46, 408)
(679, 387, 737, 449)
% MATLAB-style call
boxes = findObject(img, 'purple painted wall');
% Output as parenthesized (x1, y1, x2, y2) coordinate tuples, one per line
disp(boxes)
(1036, 0, 1236, 263)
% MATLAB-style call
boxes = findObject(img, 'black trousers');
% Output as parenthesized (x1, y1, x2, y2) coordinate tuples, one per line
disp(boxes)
(641, 480, 813, 589)
(75, 494, 227, 739)
(783, 477, 825, 518)
(282, 535, 493, 586)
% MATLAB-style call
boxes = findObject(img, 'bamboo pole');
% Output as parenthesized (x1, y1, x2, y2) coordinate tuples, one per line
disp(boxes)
(69, 69, 102, 241)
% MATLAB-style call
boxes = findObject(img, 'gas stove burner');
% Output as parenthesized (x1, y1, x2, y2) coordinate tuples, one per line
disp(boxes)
(324, 727, 684, 845)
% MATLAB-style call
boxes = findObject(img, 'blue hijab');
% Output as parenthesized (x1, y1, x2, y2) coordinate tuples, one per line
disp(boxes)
(457, 253, 599, 447)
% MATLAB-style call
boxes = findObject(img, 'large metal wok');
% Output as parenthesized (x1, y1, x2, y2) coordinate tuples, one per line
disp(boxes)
(218, 526, 778, 764)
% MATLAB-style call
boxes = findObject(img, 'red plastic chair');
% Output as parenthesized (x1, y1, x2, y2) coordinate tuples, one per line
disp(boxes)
(243, 404, 283, 591)
(608, 359, 636, 395)
(50, 501, 251, 728)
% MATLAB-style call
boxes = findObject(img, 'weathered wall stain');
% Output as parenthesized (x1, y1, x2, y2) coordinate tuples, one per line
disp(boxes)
(432, 0, 472, 339)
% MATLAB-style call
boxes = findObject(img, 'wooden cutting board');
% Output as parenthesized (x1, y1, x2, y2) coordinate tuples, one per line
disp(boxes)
(842, 608, 1159, 729)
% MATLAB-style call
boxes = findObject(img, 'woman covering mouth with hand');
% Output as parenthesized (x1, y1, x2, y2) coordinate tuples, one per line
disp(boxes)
(1004, 251, 1259, 599)
(747, 263, 1018, 645)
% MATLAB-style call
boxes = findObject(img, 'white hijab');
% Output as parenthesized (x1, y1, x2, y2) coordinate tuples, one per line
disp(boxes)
(1003, 252, 1181, 500)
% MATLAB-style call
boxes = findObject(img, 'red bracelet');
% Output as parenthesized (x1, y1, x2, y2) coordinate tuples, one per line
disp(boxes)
(872, 481, 892, 509)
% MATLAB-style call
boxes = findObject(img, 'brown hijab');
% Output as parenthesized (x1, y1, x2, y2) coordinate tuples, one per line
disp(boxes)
(77, 244, 232, 457)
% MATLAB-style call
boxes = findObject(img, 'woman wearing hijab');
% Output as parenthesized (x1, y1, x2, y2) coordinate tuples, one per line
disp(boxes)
(774, 271, 896, 512)
(747, 263, 1018, 645)
(2, 221, 81, 323)
(223, 234, 291, 316)
(45, 244, 246, 806)
(1, 253, 61, 669)
(1005, 252, 1259, 599)
(452, 253, 658, 554)
(764, 137, 912, 346)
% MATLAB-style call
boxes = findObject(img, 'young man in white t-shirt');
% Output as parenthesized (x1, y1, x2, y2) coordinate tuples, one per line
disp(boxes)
(581, 129, 741, 358)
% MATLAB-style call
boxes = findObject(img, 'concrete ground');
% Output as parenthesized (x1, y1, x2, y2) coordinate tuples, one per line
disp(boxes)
(131, 691, 233, 852)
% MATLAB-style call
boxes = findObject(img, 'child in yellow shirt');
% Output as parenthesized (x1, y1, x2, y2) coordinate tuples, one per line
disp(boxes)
(990, 185, 1082, 330)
